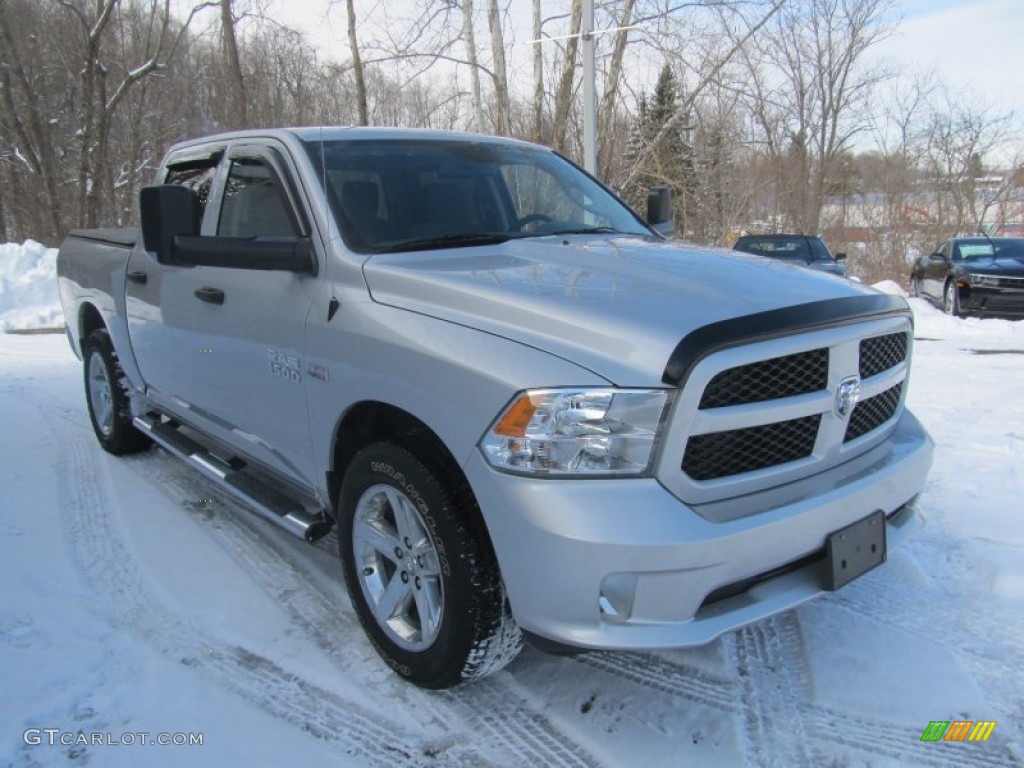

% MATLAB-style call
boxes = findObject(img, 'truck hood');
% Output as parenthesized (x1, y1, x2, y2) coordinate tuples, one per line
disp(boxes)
(363, 235, 880, 385)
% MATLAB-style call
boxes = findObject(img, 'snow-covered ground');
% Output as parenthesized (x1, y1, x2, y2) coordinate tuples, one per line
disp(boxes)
(0, 241, 61, 332)
(1, 252, 1022, 766)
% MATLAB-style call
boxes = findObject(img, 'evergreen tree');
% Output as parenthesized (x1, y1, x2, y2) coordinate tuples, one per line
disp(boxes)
(624, 64, 696, 235)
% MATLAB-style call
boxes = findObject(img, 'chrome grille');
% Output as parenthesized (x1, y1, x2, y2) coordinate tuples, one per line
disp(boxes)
(699, 348, 828, 409)
(845, 383, 903, 442)
(859, 332, 907, 378)
(663, 315, 913, 506)
(682, 415, 820, 481)
(994, 275, 1024, 288)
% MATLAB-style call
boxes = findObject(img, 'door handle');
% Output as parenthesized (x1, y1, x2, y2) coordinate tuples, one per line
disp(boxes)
(126, 270, 147, 285)
(194, 286, 225, 305)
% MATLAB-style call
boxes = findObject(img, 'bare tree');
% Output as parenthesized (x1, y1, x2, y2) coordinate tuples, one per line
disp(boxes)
(220, 0, 247, 126)
(740, 0, 893, 232)
(0, 0, 65, 239)
(922, 88, 1015, 235)
(461, 0, 486, 131)
(551, 0, 582, 152)
(531, 0, 543, 142)
(345, 0, 368, 125)
(486, 0, 510, 135)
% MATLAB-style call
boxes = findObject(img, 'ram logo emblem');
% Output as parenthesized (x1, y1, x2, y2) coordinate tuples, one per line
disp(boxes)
(835, 376, 861, 418)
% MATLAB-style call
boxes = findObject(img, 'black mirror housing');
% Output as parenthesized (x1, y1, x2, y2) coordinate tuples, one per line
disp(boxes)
(140, 185, 200, 263)
(173, 236, 315, 274)
(835, 252, 847, 261)
(646, 186, 674, 235)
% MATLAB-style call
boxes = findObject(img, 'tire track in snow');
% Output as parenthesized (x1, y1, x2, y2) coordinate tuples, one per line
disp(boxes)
(573, 652, 737, 713)
(810, 706, 1021, 768)
(20, 373, 603, 767)
(727, 613, 817, 768)
(39, 412, 435, 767)
(123, 447, 603, 768)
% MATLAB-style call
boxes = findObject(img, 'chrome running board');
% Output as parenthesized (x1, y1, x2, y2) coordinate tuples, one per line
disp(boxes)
(133, 414, 331, 542)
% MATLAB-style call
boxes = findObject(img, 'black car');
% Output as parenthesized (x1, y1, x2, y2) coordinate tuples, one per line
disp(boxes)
(732, 234, 847, 277)
(910, 237, 1024, 318)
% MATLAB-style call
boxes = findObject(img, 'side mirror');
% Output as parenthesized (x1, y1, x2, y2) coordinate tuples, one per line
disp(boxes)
(140, 185, 199, 264)
(646, 186, 674, 236)
(835, 252, 847, 261)
(173, 236, 315, 273)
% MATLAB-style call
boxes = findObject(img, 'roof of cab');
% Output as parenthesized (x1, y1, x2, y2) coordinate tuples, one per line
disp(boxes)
(167, 126, 542, 153)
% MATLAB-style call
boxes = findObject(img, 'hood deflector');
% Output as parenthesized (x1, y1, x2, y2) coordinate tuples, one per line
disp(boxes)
(662, 294, 912, 387)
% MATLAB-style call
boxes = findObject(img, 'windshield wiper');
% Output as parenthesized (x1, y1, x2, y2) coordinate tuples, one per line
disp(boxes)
(379, 233, 512, 253)
(546, 226, 633, 236)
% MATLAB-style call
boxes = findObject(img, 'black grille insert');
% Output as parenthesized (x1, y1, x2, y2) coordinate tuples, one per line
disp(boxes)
(683, 415, 821, 481)
(845, 383, 902, 442)
(699, 348, 828, 409)
(860, 332, 907, 378)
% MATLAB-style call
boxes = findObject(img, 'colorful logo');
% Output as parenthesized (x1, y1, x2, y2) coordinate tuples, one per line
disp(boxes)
(920, 721, 997, 742)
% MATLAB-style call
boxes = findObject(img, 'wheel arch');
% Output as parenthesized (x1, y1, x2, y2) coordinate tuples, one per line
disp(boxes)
(78, 302, 106, 354)
(327, 401, 495, 555)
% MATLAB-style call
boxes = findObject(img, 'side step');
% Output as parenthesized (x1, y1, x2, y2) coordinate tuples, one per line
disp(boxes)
(134, 414, 332, 543)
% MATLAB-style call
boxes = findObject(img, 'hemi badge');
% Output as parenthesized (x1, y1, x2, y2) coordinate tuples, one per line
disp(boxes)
(306, 363, 329, 383)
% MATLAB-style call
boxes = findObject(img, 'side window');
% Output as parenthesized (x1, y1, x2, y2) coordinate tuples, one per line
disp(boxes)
(808, 238, 831, 261)
(218, 158, 298, 238)
(939, 242, 954, 261)
(164, 161, 217, 229)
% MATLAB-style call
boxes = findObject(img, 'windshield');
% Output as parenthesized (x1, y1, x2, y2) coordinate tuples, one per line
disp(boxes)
(736, 237, 813, 262)
(954, 239, 1024, 261)
(303, 138, 652, 253)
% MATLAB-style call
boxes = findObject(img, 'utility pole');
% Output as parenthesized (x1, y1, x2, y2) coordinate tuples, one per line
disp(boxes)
(525, 4, 639, 178)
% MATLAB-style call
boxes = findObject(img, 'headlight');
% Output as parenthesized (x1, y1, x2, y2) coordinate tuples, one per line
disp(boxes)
(968, 273, 998, 287)
(480, 388, 671, 477)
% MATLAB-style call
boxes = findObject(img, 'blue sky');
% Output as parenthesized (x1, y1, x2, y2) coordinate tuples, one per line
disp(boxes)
(872, 0, 1024, 113)
(187, 0, 1023, 149)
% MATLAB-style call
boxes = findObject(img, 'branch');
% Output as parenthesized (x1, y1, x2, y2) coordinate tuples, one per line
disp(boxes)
(622, 0, 786, 191)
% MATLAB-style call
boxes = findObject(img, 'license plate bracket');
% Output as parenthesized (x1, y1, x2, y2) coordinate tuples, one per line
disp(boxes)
(823, 510, 887, 590)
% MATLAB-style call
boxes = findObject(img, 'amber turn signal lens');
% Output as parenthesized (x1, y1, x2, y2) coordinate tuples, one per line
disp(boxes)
(492, 395, 538, 438)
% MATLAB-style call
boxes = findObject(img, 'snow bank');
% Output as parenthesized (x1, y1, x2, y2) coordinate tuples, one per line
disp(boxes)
(0, 240, 62, 332)
(870, 279, 906, 297)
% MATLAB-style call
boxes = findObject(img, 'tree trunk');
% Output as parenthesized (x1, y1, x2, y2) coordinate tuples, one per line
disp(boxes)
(486, 0, 510, 135)
(0, 7, 64, 240)
(531, 0, 543, 142)
(552, 0, 582, 152)
(598, 0, 635, 178)
(346, 0, 368, 125)
(221, 0, 248, 127)
(462, 0, 485, 132)
(0, 179, 8, 243)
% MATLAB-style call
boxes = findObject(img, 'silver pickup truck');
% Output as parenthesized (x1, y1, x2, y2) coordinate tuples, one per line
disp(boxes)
(57, 127, 933, 689)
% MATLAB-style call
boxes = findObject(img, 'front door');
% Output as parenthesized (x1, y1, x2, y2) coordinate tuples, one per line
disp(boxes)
(128, 143, 319, 487)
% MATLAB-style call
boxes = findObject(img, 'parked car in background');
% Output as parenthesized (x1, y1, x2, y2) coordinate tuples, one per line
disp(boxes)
(732, 234, 848, 277)
(910, 236, 1024, 318)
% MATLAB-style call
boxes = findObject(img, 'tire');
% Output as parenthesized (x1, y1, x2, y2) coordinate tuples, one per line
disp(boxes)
(944, 280, 961, 317)
(338, 441, 522, 689)
(83, 330, 152, 455)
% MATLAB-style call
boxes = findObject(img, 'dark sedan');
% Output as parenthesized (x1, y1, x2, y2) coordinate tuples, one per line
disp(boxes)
(910, 237, 1024, 318)
(732, 234, 848, 277)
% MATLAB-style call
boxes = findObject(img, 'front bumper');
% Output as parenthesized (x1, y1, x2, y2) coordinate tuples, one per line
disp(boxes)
(466, 410, 933, 650)
(960, 284, 1024, 317)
